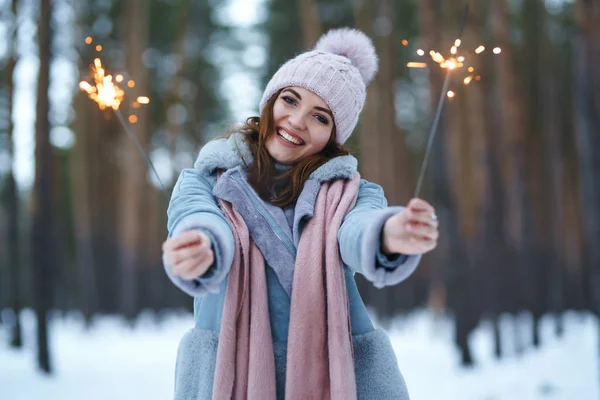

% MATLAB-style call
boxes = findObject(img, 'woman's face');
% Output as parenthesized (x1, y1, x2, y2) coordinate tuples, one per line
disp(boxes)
(265, 86, 334, 165)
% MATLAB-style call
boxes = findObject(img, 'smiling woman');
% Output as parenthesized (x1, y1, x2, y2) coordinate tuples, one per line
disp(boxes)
(162, 27, 440, 400)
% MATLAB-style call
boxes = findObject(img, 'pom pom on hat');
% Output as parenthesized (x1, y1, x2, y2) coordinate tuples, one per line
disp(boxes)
(315, 28, 379, 85)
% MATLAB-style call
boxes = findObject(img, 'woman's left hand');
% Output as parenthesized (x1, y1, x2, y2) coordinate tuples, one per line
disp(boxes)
(382, 198, 439, 255)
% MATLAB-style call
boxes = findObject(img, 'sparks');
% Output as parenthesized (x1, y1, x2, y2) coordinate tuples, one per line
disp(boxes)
(431, 52, 445, 64)
(79, 58, 124, 110)
(79, 40, 150, 113)
(406, 38, 501, 98)
(447, 91, 455, 98)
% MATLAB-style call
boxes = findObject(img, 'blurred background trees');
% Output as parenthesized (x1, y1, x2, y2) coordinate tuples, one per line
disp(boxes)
(0, 0, 597, 372)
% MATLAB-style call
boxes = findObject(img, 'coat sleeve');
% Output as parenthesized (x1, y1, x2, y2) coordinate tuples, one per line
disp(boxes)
(337, 180, 421, 288)
(164, 167, 235, 297)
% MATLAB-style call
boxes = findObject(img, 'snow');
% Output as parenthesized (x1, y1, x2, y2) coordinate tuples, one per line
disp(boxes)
(386, 312, 598, 399)
(0, 309, 597, 399)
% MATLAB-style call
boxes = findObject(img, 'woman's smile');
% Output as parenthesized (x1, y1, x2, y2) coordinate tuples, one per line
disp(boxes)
(275, 127, 305, 147)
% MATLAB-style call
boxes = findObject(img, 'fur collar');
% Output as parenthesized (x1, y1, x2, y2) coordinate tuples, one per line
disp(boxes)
(194, 133, 357, 183)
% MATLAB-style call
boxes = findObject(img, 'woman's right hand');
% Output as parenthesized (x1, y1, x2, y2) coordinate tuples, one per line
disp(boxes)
(162, 231, 215, 280)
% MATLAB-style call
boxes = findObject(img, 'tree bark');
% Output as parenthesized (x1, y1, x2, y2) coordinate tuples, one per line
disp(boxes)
(376, 0, 413, 206)
(165, 0, 192, 158)
(539, 15, 567, 336)
(574, 0, 600, 318)
(435, 0, 488, 366)
(522, 0, 557, 347)
(352, 0, 416, 317)
(5, 0, 22, 349)
(489, 0, 527, 251)
(489, 0, 531, 354)
(442, 2, 488, 242)
(118, 1, 151, 318)
(354, 0, 381, 184)
(558, 30, 585, 311)
(32, 0, 55, 374)
(296, 0, 322, 48)
(71, 90, 98, 321)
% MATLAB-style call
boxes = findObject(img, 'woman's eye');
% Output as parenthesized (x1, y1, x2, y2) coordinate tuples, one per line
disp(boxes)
(282, 96, 296, 105)
(315, 114, 329, 124)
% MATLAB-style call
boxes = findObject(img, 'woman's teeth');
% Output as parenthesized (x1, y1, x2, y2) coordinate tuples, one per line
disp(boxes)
(278, 129, 303, 145)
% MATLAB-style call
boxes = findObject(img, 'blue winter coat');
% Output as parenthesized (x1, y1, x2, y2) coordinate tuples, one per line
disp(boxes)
(164, 134, 421, 399)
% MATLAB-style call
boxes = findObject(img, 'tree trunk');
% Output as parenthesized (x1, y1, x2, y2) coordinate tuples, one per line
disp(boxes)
(352, 0, 380, 312)
(489, 0, 531, 354)
(71, 90, 98, 321)
(418, 0, 446, 312)
(442, 0, 490, 365)
(144, 0, 193, 310)
(5, 0, 22, 349)
(574, 0, 600, 319)
(442, 1, 488, 242)
(539, 16, 567, 337)
(118, 1, 151, 318)
(377, 0, 417, 313)
(558, 26, 585, 312)
(355, 0, 413, 206)
(352, 0, 415, 318)
(521, 0, 552, 348)
(296, 0, 321, 48)
(354, 0, 381, 184)
(376, 0, 413, 206)
(165, 0, 192, 158)
(489, 0, 528, 252)
(32, 0, 55, 374)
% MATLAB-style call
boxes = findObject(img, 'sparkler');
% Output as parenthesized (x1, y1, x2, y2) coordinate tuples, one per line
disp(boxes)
(410, 4, 501, 198)
(79, 37, 165, 191)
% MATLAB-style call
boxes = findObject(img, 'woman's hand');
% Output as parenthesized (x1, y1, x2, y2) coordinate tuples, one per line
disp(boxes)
(162, 231, 215, 280)
(382, 198, 439, 256)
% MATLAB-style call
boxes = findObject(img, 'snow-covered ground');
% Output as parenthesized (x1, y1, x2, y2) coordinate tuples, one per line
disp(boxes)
(0, 309, 597, 399)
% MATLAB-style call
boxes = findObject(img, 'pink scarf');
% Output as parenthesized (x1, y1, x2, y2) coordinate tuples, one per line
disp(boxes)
(212, 173, 361, 400)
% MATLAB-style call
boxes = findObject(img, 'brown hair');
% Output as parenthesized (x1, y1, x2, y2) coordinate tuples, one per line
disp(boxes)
(227, 89, 350, 208)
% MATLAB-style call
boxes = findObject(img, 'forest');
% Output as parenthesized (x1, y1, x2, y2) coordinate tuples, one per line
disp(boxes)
(0, 0, 598, 375)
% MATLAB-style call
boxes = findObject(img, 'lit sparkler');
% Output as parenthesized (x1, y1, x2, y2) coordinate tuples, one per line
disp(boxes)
(79, 37, 164, 190)
(405, 39, 501, 97)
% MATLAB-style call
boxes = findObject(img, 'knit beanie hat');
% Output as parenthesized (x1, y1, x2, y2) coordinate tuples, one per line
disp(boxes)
(259, 28, 379, 144)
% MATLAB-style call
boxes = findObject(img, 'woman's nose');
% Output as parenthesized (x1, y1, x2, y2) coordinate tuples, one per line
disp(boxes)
(288, 111, 307, 131)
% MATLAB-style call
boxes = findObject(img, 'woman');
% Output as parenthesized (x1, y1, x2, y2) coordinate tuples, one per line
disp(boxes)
(162, 28, 439, 400)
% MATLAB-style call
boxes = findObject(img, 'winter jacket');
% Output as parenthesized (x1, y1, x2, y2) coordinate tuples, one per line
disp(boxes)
(164, 133, 421, 399)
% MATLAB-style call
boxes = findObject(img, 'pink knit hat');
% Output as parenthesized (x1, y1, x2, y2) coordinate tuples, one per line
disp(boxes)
(259, 28, 379, 144)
